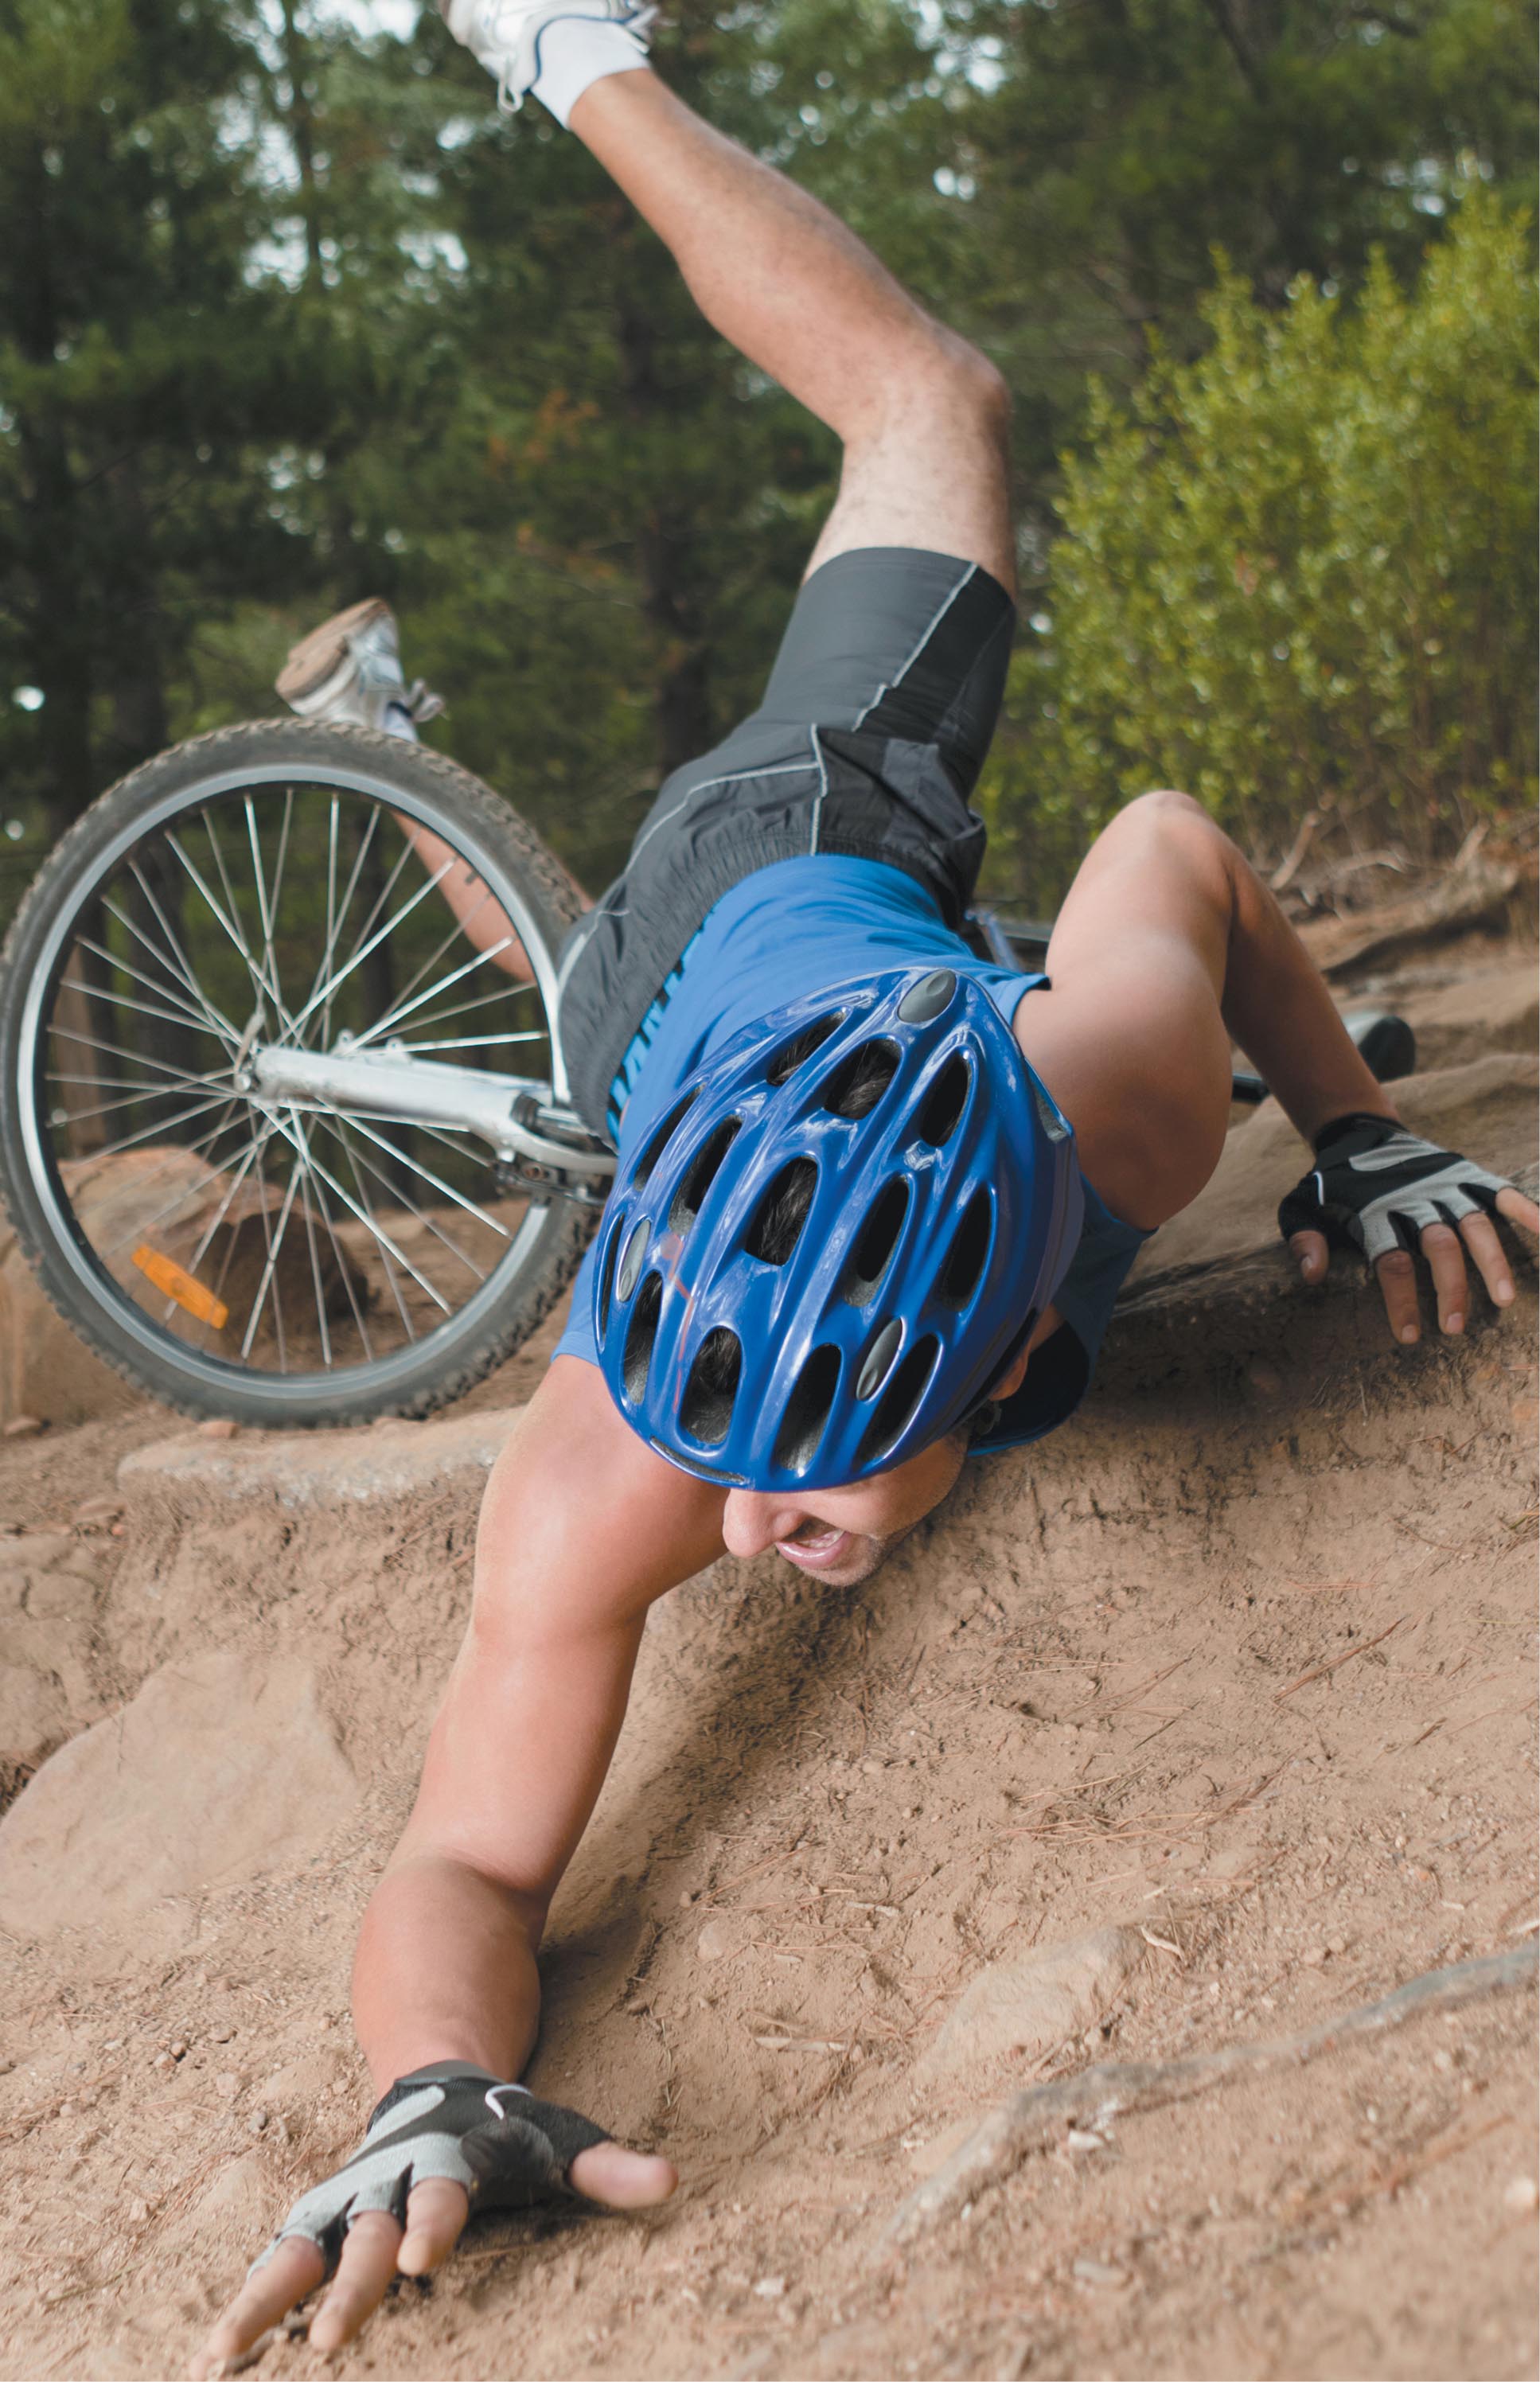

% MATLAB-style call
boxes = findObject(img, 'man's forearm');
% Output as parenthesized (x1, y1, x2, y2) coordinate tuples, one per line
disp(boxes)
(1219, 844, 1398, 1144)
(352, 1851, 545, 2095)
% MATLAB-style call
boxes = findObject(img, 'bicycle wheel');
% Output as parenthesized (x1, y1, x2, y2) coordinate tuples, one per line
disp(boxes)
(0, 719, 596, 1427)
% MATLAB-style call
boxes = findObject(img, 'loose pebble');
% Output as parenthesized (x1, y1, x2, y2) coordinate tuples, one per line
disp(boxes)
(216, 2070, 240, 2098)
(1072, 2258, 1130, 2289)
(250, 2107, 271, 2134)
(72, 1497, 123, 1526)
(753, 2277, 786, 2299)
(197, 1417, 239, 1440)
(3, 1414, 45, 1438)
(170, 2041, 188, 2060)
(696, 1919, 738, 1963)
(1503, 2175, 1538, 2215)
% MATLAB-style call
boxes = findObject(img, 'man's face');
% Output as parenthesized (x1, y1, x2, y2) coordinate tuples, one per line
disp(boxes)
(719, 1429, 970, 1587)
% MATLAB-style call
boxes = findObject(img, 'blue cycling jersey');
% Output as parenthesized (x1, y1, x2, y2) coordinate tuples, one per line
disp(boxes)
(553, 856, 1150, 1450)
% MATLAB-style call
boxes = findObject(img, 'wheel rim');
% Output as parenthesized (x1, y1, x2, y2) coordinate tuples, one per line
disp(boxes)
(15, 752, 575, 1407)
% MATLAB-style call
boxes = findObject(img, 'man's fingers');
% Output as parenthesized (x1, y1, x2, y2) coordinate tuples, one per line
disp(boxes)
(396, 2177, 471, 2278)
(568, 2139, 678, 2209)
(1496, 1185, 1539, 1241)
(189, 2238, 326, 2380)
(1374, 1246, 1422, 1345)
(1419, 1222, 1470, 1335)
(1289, 1229, 1329, 1285)
(1459, 1210, 1518, 1311)
(307, 2211, 404, 2355)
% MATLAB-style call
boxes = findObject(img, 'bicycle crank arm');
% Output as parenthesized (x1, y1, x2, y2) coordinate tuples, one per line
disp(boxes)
(248, 1039, 616, 1188)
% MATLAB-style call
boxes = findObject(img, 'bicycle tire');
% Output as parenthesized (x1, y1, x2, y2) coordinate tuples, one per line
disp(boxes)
(0, 719, 598, 1429)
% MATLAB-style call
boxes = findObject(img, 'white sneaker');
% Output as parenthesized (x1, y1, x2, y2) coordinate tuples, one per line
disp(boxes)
(438, 0, 656, 112)
(276, 600, 442, 739)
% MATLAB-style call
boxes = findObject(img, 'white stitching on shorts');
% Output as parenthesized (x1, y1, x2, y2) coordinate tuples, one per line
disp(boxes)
(851, 562, 978, 734)
(807, 724, 829, 855)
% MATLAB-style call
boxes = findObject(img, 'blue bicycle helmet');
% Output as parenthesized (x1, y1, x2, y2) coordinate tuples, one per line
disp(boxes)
(591, 966, 1084, 1490)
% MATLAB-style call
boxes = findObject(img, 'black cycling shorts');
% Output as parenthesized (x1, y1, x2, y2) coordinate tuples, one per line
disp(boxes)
(556, 545, 1016, 1139)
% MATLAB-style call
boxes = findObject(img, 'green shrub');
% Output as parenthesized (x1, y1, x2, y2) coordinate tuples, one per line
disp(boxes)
(984, 197, 1538, 899)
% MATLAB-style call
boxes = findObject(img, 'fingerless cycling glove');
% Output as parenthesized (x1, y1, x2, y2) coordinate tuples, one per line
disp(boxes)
(255, 2061, 609, 2275)
(1278, 1112, 1511, 1265)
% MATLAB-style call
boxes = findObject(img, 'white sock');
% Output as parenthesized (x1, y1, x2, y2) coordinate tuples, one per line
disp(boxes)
(532, 16, 650, 129)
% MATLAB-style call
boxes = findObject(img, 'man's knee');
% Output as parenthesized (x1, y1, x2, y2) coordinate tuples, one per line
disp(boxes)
(1121, 787, 1208, 830)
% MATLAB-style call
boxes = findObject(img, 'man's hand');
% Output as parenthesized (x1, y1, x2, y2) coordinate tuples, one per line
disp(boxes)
(1280, 1112, 1538, 1343)
(189, 2064, 674, 2377)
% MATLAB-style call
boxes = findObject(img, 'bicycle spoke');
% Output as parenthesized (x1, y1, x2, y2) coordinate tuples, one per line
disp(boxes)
(117, 869, 241, 1046)
(47, 1023, 230, 1093)
(390, 1031, 547, 1054)
(281, 852, 456, 1047)
(288, 1113, 335, 1368)
(302, 801, 378, 1030)
(357, 875, 505, 1039)
(59, 974, 229, 1051)
(247, 1129, 289, 1370)
(350, 933, 515, 1053)
(166, 830, 293, 1032)
(331, 1110, 500, 1278)
(242, 792, 291, 1024)
(287, 1108, 376, 1362)
(88, 1089, 246, 1172)
(372, 977, 547, 1043)
(263, 1109, 448, 1316)
(240, 1138, 303, 1362)
(74, 932, 235, 1047)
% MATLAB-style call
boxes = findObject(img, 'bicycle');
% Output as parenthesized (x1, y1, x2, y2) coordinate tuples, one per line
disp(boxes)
(0, 629, 1415, 1431)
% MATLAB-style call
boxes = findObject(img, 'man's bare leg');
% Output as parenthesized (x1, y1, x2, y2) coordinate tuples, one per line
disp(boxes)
(569, 73, 1015, 590)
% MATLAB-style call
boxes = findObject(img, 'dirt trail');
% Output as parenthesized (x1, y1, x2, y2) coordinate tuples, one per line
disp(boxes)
(0, 930, 1535, 2382)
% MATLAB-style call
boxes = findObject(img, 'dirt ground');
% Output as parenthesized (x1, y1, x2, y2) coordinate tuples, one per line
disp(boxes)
(0, 926, 1535, 2382)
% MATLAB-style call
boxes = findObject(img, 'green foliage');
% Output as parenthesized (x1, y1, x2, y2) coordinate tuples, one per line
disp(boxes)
(0, 0, 1534, 938)
(984, 197, 1537, 897)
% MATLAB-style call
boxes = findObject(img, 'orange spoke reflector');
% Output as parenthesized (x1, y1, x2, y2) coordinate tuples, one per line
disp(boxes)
(131, 1245, 228, 1330)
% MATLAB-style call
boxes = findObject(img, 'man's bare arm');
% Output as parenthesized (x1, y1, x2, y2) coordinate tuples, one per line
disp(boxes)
(1017, 789, 1536, 1337)
(192, 1360, 727, 2374)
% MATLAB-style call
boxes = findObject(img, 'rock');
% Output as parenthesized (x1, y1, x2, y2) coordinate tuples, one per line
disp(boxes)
(2, 1415, 45, 1438)
(1503, 2174, 1538, 2215)
(119, 1405, 522, 1518)
(915, 1924, 1148, 2084)
(0, 1648, 357, 1945)
(696, 1916, 743, 1964)
(1071, 2257, 1131, 2290)
(197, 1417, 239, 1441)
(0, 1532, 107, 1793)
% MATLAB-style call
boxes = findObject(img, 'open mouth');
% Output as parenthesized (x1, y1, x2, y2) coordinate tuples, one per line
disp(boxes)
(774, 1523, 853, 1572)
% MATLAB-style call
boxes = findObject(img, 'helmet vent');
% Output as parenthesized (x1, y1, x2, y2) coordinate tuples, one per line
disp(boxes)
(844, 1179, 910, 1306)
(823, 1038, 900, 1121)
(858, 1334, 941, 1467)
(597, 1214, 626, 1339)
(766, 1012, 845, 1086)
(916, 1052, 970, 1147)
(939, 1187, 993, 1306)
(669, 1118, 742, 1231)
(622, 1272, 663, 1403)
(680, 1327, 742, 1446)
(634, 1089, 699, 1187)
(774, 1344, 841, 1474)
(745, 1156, 818, 1265)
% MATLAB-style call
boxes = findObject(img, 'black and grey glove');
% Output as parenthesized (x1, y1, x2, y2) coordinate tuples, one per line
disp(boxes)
(1278, 1112, 1513, 1265)
(254, 2061, 609, 2277)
